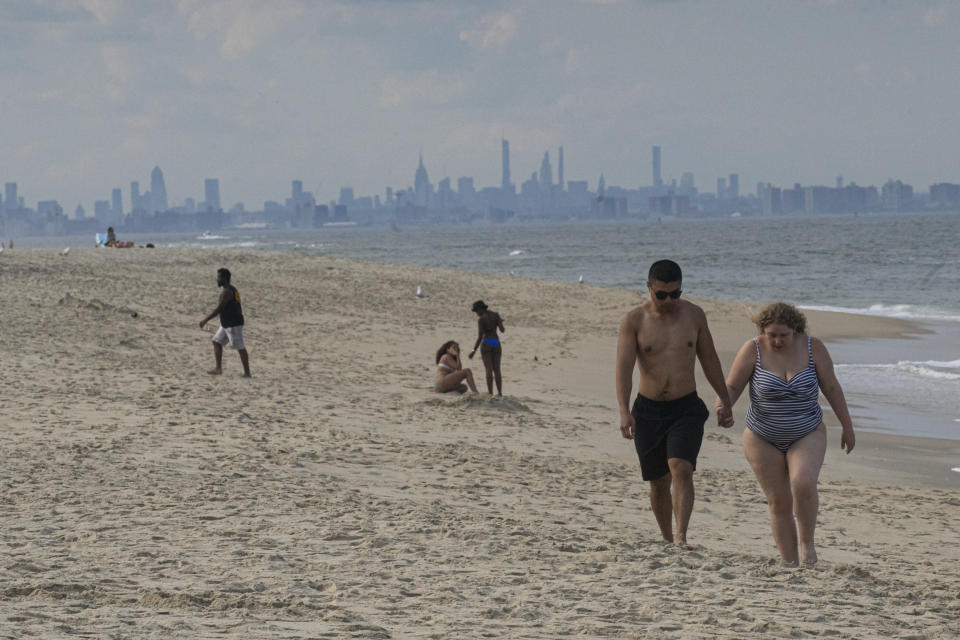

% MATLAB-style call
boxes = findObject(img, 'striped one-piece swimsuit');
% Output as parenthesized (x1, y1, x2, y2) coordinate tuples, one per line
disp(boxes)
(745, 336, 823, 453)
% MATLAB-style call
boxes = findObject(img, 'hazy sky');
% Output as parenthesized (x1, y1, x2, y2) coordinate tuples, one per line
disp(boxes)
(2, 0, 958, 210)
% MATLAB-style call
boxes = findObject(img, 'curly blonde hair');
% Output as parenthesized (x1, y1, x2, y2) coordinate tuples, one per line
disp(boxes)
(752, 302, 807, 334)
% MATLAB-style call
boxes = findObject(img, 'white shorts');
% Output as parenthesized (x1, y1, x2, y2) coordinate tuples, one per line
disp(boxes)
(212, 325, 245, 350)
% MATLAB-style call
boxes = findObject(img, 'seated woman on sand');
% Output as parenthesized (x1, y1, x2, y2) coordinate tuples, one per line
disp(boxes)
(435, 341, 478, 393)
(718, 302, 855, 566)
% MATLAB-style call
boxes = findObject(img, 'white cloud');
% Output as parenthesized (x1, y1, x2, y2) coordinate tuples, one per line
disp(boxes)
(179, 0, 305, 61)
(377, 70, 468, 109)
(79, 0, 124, 24)
(922, 7, 948, 27)
(182, 67, 206, 87)
(459, 11, 518, 50)
(101, 45, 134, 83)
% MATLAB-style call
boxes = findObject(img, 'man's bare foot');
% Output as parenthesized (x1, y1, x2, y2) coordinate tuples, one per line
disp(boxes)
(207, 368, 222, 375)
(242, 373, 252, 378)
(674, 534, 693, 550)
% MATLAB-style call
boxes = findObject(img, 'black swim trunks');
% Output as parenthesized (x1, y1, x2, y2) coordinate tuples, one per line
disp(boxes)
(631, 391, 709, 481)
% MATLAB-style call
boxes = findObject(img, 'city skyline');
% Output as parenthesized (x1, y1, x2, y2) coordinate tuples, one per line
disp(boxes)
(2, 1, 960, 208)
(5, 141, 953, 227)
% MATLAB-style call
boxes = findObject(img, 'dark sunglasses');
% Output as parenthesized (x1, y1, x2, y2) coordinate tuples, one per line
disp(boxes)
(654, 289, 682, 300)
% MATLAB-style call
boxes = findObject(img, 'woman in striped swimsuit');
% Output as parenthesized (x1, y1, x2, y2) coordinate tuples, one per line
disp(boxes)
(719, 303, 855, 565)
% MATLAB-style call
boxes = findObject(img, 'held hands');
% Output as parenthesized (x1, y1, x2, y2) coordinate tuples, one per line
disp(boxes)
(620, 412, 636, 439)
(841, 426, 856, 454)
(468, 349, 476, 360)
(714, 400, 735, 429)
(199, 319, 206, 329)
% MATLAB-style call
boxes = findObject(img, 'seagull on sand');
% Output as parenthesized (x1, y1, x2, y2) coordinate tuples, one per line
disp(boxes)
(416, 285, 425, 298)
(62, 247, 70, 256)
(578, 274, 584, 284)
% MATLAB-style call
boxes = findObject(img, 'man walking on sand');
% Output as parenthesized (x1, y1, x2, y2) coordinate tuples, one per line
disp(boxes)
(616, 259, 733, 548)
(200, 267, 251, 377)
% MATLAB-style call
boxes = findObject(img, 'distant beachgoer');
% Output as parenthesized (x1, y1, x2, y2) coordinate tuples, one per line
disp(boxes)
(616, 259, 734, 548)
(468, 300, 505, 396)
(199, 267, 251, 377)
(435, 341, 478, 393)
(719, 302, 855, 565)
(106, 227, 117, 247)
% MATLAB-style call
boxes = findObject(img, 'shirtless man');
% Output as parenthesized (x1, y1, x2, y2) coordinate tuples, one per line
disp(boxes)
(616, 259, 733, 548)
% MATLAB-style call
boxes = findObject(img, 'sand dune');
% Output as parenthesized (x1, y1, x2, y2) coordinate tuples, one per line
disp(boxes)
(0, 248, 957, 638)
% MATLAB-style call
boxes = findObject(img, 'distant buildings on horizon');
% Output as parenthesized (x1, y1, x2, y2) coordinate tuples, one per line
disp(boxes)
(2, 146, 960, 237)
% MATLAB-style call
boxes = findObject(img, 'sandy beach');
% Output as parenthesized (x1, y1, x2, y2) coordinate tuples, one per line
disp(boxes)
(1, 248, 958, 639)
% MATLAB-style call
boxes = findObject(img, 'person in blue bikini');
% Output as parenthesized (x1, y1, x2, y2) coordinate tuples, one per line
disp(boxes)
(468, 300, 505, 396)
(719, 302, 855, 565)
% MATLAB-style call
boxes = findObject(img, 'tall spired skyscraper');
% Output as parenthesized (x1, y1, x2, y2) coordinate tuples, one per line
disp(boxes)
(414, 153, 430, 207)
(501, 139, 510, 189)
(150, 166, 168, 212)
(539, 151, 552, 191)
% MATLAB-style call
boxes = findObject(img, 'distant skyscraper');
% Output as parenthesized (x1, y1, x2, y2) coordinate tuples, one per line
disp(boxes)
(414, 153, 430, 207)
(205, 179, 221, 211)
(94, 200, 111, 219)
(728, 173, 739, 198)
(501, 139, 510, 189)
(292, 180, 302, 199)
(652, 146, 662, 188)
(150, 166, 168, 212)
(130, 181, 140, 212)
(111, 188, 122, 218)
(539, 151, 552, 191)
(4, 183, 17, 212)
(836, 175, 843, 189)
(75, 204, 85, 219)
(717, 177, 727, 199)
(680, 172, 695, 190)
(558, 146, 564, 191)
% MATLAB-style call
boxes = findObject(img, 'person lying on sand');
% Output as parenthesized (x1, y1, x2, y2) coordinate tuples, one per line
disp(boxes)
(104, 227, 135, 248)
(435, 341, 477, 393)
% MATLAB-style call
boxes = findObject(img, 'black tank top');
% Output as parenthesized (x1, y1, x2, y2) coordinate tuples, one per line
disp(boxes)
(220, 285, 244, 327)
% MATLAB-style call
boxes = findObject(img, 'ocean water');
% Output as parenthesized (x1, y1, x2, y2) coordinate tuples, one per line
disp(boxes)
(16, 211, 960, 443)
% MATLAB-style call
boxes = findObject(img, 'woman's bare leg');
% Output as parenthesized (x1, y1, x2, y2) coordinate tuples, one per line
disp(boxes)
(437, 369, 477, 393)
(786, 425, 826, 565)
(491, 346, 503, 396)
(480, 348, 494, 394)
(743, 429, 797, 564)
